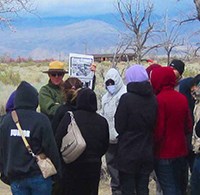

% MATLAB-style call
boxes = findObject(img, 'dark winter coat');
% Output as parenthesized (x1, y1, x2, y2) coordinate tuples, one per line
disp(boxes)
(55, 88, 109, 195)
(0, 81, 61, 182)
(52, 102, 76, 134)
(115, 81, 157, 173)
(55, 88, 109, 164)
(179, 77, 195, 120)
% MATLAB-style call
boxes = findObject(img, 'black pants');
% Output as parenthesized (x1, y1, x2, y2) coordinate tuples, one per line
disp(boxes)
(119, 161, 153, 195)
(62, 162, 101, 195)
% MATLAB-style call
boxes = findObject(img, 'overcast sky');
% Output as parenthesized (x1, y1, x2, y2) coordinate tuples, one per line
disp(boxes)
(34, 0, 194, 17)
(35, 0, 116, 17)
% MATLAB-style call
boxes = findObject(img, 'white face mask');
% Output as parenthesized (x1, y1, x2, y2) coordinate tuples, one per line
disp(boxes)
(107, 85, 116, 94)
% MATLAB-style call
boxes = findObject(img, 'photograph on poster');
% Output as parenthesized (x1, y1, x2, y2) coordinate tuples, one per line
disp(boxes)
(69, 53, 94, 89)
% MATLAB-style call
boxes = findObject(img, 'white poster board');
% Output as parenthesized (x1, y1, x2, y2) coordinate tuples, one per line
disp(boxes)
(69, 53, 94, 89)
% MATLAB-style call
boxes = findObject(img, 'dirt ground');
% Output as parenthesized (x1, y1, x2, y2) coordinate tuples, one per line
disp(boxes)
(99, 179, 156, 195)
(0, 179, 156, 195)
(0, 181, 12, 195)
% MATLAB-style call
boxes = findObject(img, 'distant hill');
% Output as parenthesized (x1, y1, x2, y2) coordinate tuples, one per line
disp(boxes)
(0, 12, 198, 60)
(0, 19, 119, 59)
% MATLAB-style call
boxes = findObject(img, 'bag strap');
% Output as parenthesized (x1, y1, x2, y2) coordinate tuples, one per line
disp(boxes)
(11, 110, 35, 157)
(68, 111, 74, 120)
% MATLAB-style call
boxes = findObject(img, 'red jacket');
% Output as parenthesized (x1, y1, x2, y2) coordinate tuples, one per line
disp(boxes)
(151, 67, 193, 159)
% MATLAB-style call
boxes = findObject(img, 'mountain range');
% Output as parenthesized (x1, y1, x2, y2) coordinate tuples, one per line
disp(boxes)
(0, 14, 198, 60)
(0, 16, 120, 59)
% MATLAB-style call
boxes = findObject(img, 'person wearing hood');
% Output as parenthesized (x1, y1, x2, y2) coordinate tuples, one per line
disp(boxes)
(150, 67, 193, 195)
(189, 74, 200, 195)
(146, 63, 162, 78)
(0, 81, 61, 195)
(55, 88, 109, 195)
(115, 65, 157, 195)
(101, 68, 126, 195)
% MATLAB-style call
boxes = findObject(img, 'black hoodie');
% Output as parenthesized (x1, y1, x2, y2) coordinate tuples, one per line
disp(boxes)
(115, 81, 157, 173)
(55, 88, 109, 164)
(0, 81, 61, 181)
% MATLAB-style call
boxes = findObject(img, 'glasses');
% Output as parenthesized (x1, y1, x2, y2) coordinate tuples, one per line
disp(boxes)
(50, 73, 64, 77)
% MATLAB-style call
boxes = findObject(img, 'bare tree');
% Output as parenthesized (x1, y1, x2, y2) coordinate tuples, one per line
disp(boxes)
(178, 0, 200, 22)
(161, 15, 184, 64)
(188, 30, 200, 58)
(194, 0, 200, 20)
(116, 0, 161, 63)
(193, 30, 200, 57)
(112, 35, 132, 68)
(194, 43, 200, 57)
(0, 0, 35, 29)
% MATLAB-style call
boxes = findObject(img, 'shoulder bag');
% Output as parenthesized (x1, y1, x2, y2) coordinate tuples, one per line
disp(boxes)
(60, 111, 86, 164)
(11, 110, 57, 179)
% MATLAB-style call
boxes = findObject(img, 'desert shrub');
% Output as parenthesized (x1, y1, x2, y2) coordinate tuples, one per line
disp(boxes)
(184, 69, 197, 77)
(0, 104, 6, 115)
(100, 156, 110, 181)
(0, 69, 21, 86)
(100, 61, 112, 67)
(20, 61, 50, 67)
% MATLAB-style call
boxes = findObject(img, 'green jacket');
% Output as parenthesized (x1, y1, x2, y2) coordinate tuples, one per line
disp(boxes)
(39, 81, 63, 121)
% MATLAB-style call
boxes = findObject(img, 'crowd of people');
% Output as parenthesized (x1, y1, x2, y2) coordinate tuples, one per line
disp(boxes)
(0, 58, 200, 195)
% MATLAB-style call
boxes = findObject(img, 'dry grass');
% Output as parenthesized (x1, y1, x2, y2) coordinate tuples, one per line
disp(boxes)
(0, 59, 199, 194)
(0, 181, 11, 195)
(99, 179, 112, 195)
(0, 60, 200, 114)
(99, 178, 157, 195)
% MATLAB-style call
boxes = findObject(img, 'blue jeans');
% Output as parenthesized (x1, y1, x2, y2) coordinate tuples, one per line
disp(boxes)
(155, 157, 187, 195)
(10, 174, 52, 195)
(191, 155, 200, 195)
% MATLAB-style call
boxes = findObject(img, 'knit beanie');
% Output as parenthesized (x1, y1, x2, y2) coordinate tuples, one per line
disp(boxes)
(169, 59, 185, 75)
(125, 64, 149, 84)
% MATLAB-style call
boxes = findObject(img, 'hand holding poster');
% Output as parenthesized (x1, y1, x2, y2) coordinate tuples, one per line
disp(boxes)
(69, 53, 95, 89)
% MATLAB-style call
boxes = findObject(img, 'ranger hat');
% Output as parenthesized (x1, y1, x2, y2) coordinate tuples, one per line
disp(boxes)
(43, 61, 68, 73)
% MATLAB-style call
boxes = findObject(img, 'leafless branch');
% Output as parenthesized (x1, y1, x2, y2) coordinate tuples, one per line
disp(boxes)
(116, 0, 159, 63)
(0, 0, 36, 29)
(177, 0, 200, 23)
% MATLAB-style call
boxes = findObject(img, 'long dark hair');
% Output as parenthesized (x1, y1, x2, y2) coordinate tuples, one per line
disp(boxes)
(61, 77, 83, 104)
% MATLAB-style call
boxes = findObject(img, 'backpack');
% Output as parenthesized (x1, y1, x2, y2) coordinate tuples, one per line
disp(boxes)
(60, 111, 86, 164)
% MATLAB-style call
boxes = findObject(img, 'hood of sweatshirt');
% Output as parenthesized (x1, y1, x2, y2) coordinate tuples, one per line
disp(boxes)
(150, 67, 176, 95)
(127, 81, 154, 97)
(125, 64, 149, 84)
(14, 81, 39, 110)
(104, 68, 124, 94)
(76, 88, 97, 112)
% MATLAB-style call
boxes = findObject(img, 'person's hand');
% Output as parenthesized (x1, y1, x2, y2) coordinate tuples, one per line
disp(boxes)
(90, 64, 96, 72)
(147, 59, 156, 65)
